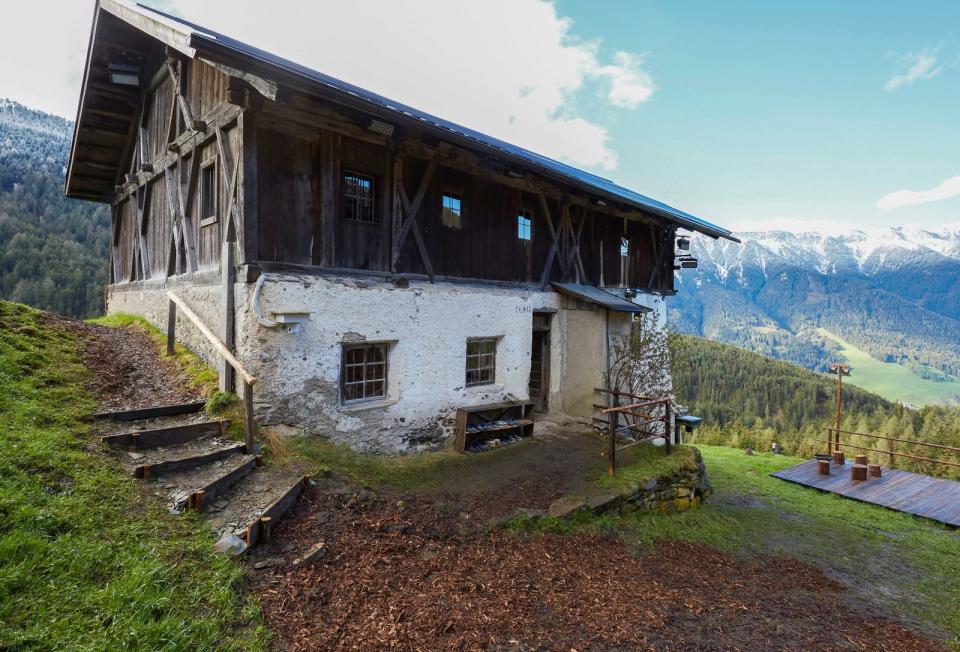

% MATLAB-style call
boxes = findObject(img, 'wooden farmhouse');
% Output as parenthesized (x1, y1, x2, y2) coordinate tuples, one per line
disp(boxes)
(66, 0, 737, 452)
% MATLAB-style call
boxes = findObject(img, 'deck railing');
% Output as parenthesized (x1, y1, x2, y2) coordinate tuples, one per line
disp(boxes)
(166, 291, 257, 453)
(827, 427, 960, 472)
(594, 388, 672, 476)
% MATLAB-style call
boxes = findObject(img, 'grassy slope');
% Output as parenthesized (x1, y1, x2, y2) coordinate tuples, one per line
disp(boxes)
(0, 301, 266, 649)
(818, 328, 960, 406)
(514, 445, 960, 648)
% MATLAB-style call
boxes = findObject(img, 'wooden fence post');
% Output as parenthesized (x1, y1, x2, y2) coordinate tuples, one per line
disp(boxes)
(166, 299, 176, 356)
(608, 394, 618, 477)
(243, 380, 255, 454)
(664, 400, 672, 455)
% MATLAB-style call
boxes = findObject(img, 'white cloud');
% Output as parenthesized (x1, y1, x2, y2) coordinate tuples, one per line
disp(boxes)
(593, 51, 656, 108)
(877, 175, 960, 210)
(0, 1, 656, 172)
(884, 49, 942, 91)
(163, 0, 657, 171)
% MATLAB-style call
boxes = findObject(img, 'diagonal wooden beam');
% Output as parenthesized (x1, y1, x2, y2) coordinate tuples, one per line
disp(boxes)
(564, 204, 588, 283)
(391, 159, 436, 272)
(537, 190, 563, 287)
(163, 165, 186, 276)
(177, 156, 199, 272)
(133, 185, 152, 279)
(166, 58, 202, 131)
(398, 182, 435, 281)
(216, 128, 242, 244)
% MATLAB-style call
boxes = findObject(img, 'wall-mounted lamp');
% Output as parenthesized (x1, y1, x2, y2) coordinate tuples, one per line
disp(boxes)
(108, 63, 140, 87)
(676, 235, 690, 251)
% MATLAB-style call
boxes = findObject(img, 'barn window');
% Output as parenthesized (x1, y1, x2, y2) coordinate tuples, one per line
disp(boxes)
(441, 193, 462, 229)
(517, 211, 532, 241)
(466, 338, 496, 386)
(343, 172, 377, 224)
(620, 236, 630, 284)
(341, 343, 388, 403)
(199, 159, 217, 226)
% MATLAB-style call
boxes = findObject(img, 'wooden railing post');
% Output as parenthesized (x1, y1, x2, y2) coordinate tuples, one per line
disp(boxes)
(664, 399, 672, 455)
(608, 393, 618, 477)
(166, 299, 176, 356)
(243, 380, 255, 454)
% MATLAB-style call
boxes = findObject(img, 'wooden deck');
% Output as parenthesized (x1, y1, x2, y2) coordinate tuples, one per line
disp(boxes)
(771, 459, 960, 528)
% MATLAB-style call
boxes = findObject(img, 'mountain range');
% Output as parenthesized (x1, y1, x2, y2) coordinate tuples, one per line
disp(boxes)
(671, 225, 960, 405)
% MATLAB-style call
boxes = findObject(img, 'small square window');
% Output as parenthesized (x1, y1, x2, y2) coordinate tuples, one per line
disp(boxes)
(199, 160, 217, 226)
(466, 338, 496, 386)
(442, 193, 462, 229)
(517, 211, 532, 241)
(341, 343, 388, 403)
(343, 172, 377, 224)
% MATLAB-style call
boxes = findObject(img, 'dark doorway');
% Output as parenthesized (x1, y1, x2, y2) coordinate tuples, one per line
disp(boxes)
(529, 312, 552, 412)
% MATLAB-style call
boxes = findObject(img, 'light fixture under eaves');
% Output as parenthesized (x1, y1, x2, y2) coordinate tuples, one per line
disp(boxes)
(595, 199, 607, 207)
(367, 119, 395, 137)
(108, 63, 140, 87)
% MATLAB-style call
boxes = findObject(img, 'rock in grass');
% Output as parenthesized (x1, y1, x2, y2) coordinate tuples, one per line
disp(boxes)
(292, 541, 327, 567)
(547, 496, 587, 519)
(214, 532, 247, 556)
(253, 557, 284, 570)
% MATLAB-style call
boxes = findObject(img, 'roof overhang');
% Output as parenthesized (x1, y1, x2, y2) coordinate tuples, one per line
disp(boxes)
(552, 283, 652, 313)
(65, 1, 739, 244)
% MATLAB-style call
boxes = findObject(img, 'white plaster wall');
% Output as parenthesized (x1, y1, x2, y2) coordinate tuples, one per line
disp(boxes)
(104, 272, 673, 453)
(238, 273, 562, 452)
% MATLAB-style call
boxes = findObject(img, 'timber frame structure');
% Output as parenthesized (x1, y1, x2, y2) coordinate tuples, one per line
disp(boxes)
(67, 1, 737, 453)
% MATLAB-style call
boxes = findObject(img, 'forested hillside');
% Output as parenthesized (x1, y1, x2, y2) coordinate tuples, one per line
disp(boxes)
(0, 99, 109, 317)
(672, 335, 960, 478)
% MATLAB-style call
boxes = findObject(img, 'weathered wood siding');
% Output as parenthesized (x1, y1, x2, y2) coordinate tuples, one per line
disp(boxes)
(110, 59, 234, 282)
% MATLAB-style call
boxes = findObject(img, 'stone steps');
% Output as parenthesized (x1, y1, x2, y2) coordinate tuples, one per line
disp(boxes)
(97, 404, 306, 552)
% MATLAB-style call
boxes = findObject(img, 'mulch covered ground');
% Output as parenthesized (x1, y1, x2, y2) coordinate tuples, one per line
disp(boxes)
(254, 481, 944, 651)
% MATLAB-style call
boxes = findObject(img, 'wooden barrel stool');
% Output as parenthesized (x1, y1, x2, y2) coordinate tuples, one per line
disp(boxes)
(851, 464, 867, 481)
(818, 459, 831, 475)
(855, 454, 868, 465)
(868, 464, 882, 477)
(832, 450, 845, 465)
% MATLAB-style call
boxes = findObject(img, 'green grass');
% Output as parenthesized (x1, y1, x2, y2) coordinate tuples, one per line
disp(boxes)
(0, 301, 267, 650)
(89, 313, 219, 395)
(818, 328, 960, 406)
(288, 436, 522, 491)
(588, 444, 698, 494)
(511, 444, 960, 647)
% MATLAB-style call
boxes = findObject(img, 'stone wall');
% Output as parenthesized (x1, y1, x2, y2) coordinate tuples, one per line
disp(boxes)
(547, 447, 712, 519)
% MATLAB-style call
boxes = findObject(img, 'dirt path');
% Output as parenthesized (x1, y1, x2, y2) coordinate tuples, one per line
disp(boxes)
(52, 316, 205, 412)
(254, 480, 945, 651)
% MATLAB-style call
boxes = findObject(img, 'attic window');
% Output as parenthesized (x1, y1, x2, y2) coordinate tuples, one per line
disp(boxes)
(620, 236, 630, 284)
(517, 211, 532, 241)
(442, 193, 462, 229)
(620, 236, 629, 258)
(199, 160, 217, 227)
(343, 172, 377, 224)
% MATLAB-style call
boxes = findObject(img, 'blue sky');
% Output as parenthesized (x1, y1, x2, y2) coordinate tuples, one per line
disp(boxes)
(2, 0, 957, 233)
(556, 0, 960, 231)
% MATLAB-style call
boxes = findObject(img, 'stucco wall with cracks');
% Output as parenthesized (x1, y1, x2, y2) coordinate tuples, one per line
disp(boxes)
(106, 271, 670, 453)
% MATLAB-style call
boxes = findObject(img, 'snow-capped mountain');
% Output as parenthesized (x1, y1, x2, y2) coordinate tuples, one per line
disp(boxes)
(671, 225, 960, 393)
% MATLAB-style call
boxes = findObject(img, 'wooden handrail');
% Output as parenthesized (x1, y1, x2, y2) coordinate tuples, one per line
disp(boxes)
(829, 439, 960, 469)
(599, 393, 673, 476)
(827, 428, 960, 454)
(166, 290, 257, 453)
(602, 397, 667, 414)
(167, 291, 255, 385)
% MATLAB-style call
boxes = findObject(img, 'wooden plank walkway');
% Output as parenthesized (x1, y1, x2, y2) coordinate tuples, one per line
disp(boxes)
(771, 459, 960, 528)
